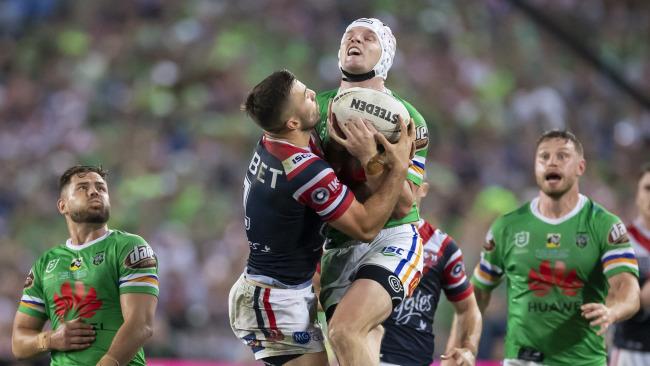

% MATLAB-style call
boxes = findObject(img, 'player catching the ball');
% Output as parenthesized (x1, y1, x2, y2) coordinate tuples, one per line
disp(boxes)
(229, 70, 414, 366)
(315, 18, 429, 366)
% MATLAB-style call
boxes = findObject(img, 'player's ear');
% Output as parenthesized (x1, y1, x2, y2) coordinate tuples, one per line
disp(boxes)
(285, 117, 301, 131)
(577, 158, 586, 176)
(57, 197, 66, 215)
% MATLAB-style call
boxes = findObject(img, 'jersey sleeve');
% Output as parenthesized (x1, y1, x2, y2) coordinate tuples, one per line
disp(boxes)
(440, 238, 473, 302)
(117, 235, 159, 297)
(597, 214, 639, 279)
(471, 223, 506, 290)
(288, 155, 354, 222)
(406, 105, 428, 186)
(18, 263, 48, 320)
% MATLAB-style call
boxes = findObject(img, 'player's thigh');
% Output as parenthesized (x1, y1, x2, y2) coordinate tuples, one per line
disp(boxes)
(330, 278, 393, 333)
(283, 351, 328, 366)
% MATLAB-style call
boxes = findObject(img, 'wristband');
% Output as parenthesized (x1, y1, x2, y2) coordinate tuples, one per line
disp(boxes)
(37, 331, 50, 352)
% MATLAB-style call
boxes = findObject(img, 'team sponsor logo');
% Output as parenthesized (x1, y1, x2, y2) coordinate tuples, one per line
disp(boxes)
(528, 301, 581, 313)
(45, 258, 60, 273)
(514, 231, 530, 248)
(93, 252, 105, 265)
(388, 275, 403, 293)
(124, 245, 157, 269)
(415, 125, 428, 149)
(575, 233, 588, 248)
(608, 222, 629, 245)
(311, 187, 330, 204)
(451, 262, 465, 279)
(69, 258, 83, 271)
(24, 270, 34, 289)
(293, 331, 311, 344)
(528, 260, 583, 297)
(54, 281, 102, 321)
(382, 246, 405, 257)
(392, 290, 433, 326)
(546, 233, 561, 248)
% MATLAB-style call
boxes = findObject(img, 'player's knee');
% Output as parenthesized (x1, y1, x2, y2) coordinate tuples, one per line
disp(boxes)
(328, 320, 359, 347)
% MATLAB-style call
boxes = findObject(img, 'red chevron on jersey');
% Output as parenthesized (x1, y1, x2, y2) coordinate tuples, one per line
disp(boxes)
(628, 223, 650, 253)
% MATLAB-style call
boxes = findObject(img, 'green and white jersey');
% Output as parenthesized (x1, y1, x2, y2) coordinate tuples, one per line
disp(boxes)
(18, 230, 159, 366)
(315, 89, 428, 243)
(471, 194, 639, 366)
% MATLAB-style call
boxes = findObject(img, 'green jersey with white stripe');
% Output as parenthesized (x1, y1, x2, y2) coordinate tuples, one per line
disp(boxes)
(471, 195, 638, 365)
(315, 88, 428, 244)
(18, 230, 159, 366)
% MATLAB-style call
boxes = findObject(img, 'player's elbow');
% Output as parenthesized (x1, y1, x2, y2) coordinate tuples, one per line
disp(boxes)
(356, 228, 379, 243)
(390, 205, 411, 220)
(141, 323, 154, 340)
(11, 338, 29, 360)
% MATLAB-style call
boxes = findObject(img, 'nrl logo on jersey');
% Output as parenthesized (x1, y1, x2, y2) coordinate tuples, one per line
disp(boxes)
(546, 233, 561, 248)
(124, 245, 157, 269)
(46, 258, 60, 273)
(513, 231, 530, 248)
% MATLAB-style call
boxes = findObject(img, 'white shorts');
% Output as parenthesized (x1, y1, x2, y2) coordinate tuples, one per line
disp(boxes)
(319, 224, 423, 314)
(609, 347, 650, 366)
(228, 274, 325, 360)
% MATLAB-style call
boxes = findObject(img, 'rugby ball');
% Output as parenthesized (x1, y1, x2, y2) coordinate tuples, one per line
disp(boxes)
(331, 87, 409, 142)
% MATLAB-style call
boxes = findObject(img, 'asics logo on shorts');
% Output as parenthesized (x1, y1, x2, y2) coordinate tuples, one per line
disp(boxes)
(388, 275, 403, 293)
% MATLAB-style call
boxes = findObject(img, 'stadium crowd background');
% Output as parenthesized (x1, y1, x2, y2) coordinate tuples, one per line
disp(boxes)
(0, 0, 648, 364)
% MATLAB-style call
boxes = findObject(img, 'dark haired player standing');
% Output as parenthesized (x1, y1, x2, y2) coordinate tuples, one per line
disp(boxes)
(12, 165, 158, 366)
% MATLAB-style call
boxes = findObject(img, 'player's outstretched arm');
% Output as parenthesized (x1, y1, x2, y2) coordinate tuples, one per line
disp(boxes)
(640, 278, 650, 309)
(473, 286, 492, 314)
(581, 272, 640, 336)
(442, 293, 481, 366)
(328, 118, 414, 242)
(12, 313, 95, 359)
(97, 293, 157, 366)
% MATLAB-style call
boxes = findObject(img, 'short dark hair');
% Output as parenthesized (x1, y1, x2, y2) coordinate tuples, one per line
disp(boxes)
(640, 162, 650, 179)
(535, 130, 584, 156)
(59, 165, 108, 193)
(242, 69, 296, 133)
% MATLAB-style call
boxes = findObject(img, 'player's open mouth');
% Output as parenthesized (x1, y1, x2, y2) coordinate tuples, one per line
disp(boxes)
(545, 173, 562, 182)
(347, 47, 362, 56)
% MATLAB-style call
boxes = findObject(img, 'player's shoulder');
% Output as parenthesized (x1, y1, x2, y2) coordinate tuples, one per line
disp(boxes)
(390, 91, 425, 124)
(34, 243, 68, 268)
(110, 230, 149, 249)
(317, 88, 339, 100)
(492, 201, 531, 229)
(585, 198, 620, 223)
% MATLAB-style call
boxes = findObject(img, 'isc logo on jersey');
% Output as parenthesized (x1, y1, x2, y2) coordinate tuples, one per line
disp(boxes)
(124, 245, 157, 269)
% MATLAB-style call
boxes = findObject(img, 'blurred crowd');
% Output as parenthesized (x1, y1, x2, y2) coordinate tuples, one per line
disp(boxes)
(0, 0, 648, 364)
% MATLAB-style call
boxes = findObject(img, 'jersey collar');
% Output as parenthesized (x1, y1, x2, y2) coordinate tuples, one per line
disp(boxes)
(530, 194, 587, 225)
(65, 230, 113, 251)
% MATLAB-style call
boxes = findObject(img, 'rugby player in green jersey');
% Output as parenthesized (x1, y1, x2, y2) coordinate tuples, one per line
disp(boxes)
(12, 166, 158, 366)
(315, 18, 429, 366)
(471, 130, 640, 366)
